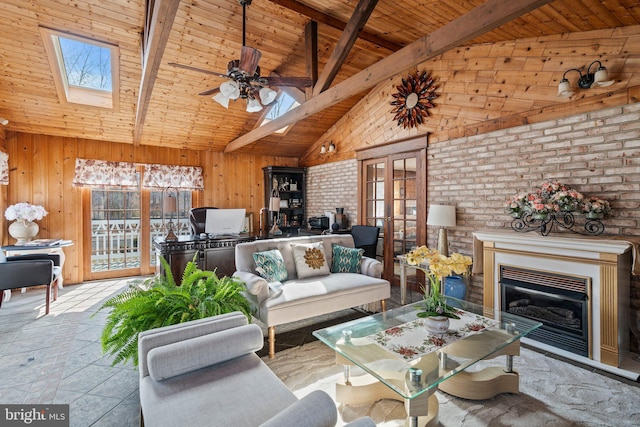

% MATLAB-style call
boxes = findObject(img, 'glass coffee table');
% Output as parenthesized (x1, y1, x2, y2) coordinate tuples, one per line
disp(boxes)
(313, 298, 542, 427)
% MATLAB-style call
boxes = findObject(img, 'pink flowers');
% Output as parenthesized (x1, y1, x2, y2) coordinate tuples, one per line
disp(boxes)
(506, 181, 611, 218)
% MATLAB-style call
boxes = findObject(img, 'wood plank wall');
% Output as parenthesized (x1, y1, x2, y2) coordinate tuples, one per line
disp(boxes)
(0, 132, 297, 285)
(300, 25, 640, 167)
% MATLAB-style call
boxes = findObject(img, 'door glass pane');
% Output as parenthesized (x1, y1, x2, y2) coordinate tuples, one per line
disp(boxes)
(392, 155, 419, 287)
(91, 183, 141, 272)
(150, 190, 193, 267)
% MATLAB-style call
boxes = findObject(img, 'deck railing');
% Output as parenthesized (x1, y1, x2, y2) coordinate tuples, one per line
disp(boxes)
(90, 218, 190, 271)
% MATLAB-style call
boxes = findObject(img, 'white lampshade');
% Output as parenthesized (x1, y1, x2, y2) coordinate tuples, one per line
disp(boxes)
(320, 144, 326, 154)
(269, 196, 281, 212)
(591, 67, 614, 88)
(259, 87, 277, 105)
(246, 98, 263, 113)
(556, 79, 575, 98)
(427, 205, 456, 228)
(212, 92, 230, 108)
(220, 81, 240, 99)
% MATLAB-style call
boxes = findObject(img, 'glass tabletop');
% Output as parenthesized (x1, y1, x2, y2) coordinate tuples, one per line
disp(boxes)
(312, 298, 542, 400)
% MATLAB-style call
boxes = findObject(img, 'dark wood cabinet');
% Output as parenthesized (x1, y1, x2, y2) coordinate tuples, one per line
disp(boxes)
(154, 235, 255, 280)
(263, 166, 306, 235)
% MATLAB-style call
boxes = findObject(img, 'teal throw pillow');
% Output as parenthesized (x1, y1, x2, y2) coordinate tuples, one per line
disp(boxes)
(331, 245, 364, 273)
(253, 249, 288, 282)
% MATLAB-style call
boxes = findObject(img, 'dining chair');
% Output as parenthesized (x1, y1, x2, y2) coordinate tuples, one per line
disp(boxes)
(0, 251, 61, 315)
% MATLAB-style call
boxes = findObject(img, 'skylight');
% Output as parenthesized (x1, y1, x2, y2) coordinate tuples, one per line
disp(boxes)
(58, 36, 112, 91)
(259, 91, 300, 134)
(41, 28, 119, 109)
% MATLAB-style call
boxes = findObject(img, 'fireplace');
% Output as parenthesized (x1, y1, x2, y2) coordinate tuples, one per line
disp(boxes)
(500, 266, 589, 357)
(473, 230, 640, 380)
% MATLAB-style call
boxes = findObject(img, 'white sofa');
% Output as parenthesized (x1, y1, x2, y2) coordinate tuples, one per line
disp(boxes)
(138, 312, 376, 427)
(234, 234, 390, 358)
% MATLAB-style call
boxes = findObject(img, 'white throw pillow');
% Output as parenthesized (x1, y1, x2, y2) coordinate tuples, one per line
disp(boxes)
(291, 242, 330, 279)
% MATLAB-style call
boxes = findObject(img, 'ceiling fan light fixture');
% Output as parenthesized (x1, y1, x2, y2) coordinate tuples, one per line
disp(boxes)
(220, 80, 240, 99)
(212, 92, 230, 108)
(246, 98, 263, 113)
(259, 87, 277, 105)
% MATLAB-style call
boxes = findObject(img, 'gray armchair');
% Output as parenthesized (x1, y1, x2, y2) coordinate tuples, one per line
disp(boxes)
(0, 251, 61, 315)
(138, 312, 376, 427)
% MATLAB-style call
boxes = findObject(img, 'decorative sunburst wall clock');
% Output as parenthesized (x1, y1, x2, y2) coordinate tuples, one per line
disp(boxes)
(390, 71, 438, 129)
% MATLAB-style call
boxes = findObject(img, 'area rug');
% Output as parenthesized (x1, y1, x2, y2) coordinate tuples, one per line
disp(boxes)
(263, 341, 640, 426)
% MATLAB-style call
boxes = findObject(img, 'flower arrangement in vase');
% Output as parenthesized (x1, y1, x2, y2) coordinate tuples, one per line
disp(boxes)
(5, 202, 48, 244)
(582, 197, 611, 219)
(405, 246, 473, 332)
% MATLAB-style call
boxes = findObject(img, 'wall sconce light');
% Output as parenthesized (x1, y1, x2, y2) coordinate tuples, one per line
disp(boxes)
(320, 141, 336, 156)
(0, 118, 8, 126)
(557, 60, 614, 98)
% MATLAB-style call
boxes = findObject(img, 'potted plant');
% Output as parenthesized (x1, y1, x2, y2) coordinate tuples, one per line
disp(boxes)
(96, 255, 252, 366)
(405, 246, 473, 333)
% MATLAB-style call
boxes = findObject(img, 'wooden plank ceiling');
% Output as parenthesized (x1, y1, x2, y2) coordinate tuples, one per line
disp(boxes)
(0, 0, 639, 158)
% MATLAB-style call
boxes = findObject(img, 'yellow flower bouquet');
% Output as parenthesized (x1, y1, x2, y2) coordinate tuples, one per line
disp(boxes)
(405, 246, 473, 319)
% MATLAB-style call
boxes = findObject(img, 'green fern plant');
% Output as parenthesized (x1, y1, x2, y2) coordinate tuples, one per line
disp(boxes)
(96, 255, 252, 367)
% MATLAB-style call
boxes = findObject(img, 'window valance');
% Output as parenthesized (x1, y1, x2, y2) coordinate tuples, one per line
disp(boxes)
(0, 151, 8, 185)
(142, 164, 204, 190)
(72, 158, 138, 189)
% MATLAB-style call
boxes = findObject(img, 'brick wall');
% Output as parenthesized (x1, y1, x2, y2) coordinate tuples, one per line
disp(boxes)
(306, 159, 358, 229)
(307, 103, 640, 314)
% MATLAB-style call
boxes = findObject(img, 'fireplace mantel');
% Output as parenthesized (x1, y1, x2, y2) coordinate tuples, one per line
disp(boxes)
(473, 230, 640, 380)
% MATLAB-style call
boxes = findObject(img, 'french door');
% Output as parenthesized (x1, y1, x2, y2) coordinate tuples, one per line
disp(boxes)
(358, 136, 427, 286)
(83, 178, 193, 280)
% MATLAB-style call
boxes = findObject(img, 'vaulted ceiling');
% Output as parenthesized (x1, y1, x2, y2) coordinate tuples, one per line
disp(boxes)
(1, 0, 639, 158)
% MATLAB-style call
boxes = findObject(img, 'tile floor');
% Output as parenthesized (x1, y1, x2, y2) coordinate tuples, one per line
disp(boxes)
(0, 278, 144, 427)
(1, 278, 636, 427)
(0, 277, 423, 427)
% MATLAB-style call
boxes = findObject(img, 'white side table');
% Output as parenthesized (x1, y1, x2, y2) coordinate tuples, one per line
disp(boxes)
(2, 240, 72, 301)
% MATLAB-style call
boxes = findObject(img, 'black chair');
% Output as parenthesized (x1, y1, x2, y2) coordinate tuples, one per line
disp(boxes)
(0, 252, 61, 315)
(189, 207, 218, 235)
(351, 225, 380, 259)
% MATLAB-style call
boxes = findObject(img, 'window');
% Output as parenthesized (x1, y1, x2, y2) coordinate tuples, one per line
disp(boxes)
(257, 90, 302, 134)
(41, 27, 119, 109)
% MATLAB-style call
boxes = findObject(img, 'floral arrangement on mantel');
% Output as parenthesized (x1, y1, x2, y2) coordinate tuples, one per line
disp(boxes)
(405, 246, 473, 319)
(506, 181, 611, 220)
(4, 202, 48, 223)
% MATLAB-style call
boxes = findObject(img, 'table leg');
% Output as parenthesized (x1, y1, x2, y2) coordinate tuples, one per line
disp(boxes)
(400, 262, 407, 305)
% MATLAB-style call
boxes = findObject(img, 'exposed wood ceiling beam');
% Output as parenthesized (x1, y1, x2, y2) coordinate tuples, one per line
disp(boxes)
(133, 0, 181, 145)
(313, 0, 379, 96)
(305, 20, 318, 100)
(224, 0, 554, 153)
(268, 0, 402, 52)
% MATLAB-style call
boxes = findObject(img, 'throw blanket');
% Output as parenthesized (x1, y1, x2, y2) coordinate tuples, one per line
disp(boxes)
(472, 234, 640, 275)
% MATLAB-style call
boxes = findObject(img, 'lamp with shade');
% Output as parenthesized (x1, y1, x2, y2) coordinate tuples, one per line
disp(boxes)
(427, 204, 456, 256)
(163, 187, 179, 242)
(269, 188, 282, 236)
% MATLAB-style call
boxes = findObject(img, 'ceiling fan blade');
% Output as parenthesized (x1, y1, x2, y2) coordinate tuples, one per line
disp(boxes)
(263, 76, 314, 88)
(199, 87, 220, 96)
(168, 62, 228, 78)
(240, 46, 261, 76)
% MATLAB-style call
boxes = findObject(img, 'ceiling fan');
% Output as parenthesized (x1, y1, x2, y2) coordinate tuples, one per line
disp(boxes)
(169, 0, 312, 112)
